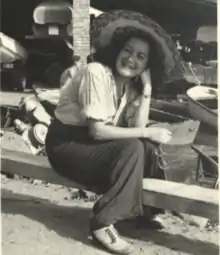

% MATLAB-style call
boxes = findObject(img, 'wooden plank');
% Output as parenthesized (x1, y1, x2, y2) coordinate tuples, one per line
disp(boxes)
(0, 149, 86, 190)
(0, 91, 34, 106)
(1, 149, 219, 219)
(143, 179, 219, 220)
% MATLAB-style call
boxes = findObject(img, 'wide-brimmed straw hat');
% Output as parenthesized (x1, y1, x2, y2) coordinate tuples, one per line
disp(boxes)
(90, 10, 191, 84)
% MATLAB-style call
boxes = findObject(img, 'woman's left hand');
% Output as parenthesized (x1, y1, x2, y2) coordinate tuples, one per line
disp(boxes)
(143, 127, 172, 144)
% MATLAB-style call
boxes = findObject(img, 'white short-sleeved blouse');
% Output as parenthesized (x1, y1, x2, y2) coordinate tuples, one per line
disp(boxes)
(55, 62, 138, 126)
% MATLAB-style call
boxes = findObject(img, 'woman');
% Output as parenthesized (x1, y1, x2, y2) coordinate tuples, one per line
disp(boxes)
(45, 29, 172, 254)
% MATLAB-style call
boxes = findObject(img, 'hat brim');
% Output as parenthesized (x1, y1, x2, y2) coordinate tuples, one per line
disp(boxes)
(91, 10, 192, 84)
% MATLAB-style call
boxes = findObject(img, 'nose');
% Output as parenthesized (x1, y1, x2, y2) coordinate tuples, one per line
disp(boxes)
(127, 53, 135, 63)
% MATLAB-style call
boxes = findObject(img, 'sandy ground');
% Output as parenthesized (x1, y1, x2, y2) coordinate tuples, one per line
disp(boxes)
(1, 174, 219, 255)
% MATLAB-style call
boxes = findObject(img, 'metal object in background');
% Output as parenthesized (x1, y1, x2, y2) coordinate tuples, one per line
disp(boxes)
(192, 145, 218, 189)
(186, 85, 218, 129)
(0, 32, 28, 91)
(33, 0, 72, 38)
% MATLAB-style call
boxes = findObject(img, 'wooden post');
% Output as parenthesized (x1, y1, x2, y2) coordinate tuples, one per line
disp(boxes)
(72, 0, 90, 64)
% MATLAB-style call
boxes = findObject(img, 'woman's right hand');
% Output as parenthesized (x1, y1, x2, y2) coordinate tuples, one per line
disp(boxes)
(142, 127, 172, 144)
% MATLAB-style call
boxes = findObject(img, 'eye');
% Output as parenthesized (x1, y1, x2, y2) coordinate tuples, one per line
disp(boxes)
(137, 53, 147, 61)
(124, 47, 132, 53)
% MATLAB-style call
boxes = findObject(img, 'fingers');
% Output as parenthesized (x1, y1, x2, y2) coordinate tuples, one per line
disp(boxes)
(161, 133, 172, 143)
(161, 129, 172, 143)
(145, 127, 172, 143)
(157, 128, 172, 137)
(163, 130, 172, 136)
(153, 128, 172, 144)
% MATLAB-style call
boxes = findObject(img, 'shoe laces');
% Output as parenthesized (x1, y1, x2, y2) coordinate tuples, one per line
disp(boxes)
(105, 225, 118, 244)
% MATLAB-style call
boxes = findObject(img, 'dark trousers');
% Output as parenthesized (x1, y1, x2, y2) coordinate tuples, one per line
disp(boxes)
(45, 120, 165, 228)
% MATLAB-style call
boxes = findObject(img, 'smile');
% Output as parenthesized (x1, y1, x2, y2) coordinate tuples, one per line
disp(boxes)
(122, 62, 135, 69)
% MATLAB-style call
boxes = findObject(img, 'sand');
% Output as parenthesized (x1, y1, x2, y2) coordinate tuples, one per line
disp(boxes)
(1, 174, 219, 255)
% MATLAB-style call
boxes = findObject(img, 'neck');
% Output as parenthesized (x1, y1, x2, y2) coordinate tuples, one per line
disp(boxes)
(114, 74, 130, 88)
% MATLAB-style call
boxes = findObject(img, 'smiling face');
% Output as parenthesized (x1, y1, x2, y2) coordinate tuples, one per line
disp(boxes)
(115, 37, 150, 79)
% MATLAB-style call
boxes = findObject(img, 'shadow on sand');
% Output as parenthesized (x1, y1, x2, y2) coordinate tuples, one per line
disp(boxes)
(2, 188, 219, 255)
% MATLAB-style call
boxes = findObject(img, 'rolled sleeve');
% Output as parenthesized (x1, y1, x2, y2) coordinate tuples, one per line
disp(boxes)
(78, 63, 109, 121)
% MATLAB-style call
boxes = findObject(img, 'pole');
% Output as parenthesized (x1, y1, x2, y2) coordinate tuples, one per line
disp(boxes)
(72, 0, 90, 64)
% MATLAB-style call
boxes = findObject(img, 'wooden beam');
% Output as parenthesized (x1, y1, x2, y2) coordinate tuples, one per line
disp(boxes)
(0, 91, 33, 106)
(1, 149, 218, 219)
(1, 149, 86, 190)
(143, 179, 219, 220)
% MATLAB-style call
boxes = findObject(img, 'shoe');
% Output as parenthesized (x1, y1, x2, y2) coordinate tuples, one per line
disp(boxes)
(91, 225, 134, 255)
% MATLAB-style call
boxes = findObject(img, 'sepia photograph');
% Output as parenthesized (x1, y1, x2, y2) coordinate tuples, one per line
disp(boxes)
(0, 0, 218, 254)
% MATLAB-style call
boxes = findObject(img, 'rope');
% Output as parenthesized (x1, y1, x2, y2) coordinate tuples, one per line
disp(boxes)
(187, 62, 202, 85)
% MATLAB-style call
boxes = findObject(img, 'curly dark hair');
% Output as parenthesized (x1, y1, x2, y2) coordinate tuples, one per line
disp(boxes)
(90, 28, 165, 96)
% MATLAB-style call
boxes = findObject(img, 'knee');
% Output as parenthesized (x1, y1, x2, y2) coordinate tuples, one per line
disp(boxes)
(123, 139, 145, 156)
